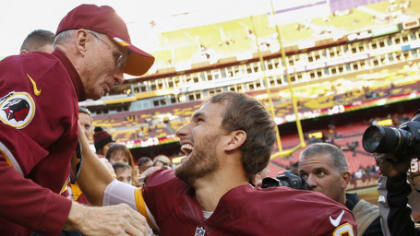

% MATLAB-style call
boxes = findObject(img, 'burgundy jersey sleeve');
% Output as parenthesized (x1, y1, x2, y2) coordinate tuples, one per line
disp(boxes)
(0, 53, 77, 234)
(0, 154, 71, 234)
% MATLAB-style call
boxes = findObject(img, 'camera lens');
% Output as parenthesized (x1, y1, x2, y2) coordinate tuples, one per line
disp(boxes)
(362, 126, 384, 152)
(362, 125, 411, 153)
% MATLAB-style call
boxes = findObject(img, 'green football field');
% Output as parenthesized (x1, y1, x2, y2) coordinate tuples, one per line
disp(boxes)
(348, 186, 379, 205)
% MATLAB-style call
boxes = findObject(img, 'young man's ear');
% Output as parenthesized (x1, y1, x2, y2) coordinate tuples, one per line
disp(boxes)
(225, 130, 247, 152)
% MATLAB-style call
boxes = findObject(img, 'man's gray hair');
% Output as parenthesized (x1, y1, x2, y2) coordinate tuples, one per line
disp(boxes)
(299, 143, 348, 173)
(53, 29, 77, 47)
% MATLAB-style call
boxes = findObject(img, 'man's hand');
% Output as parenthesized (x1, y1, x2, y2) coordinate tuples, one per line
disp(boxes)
(375, 153, 411, 177)
(65, 202, 151, 236)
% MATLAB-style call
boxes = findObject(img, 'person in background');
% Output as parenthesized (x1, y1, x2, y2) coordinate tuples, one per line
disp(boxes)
(298, 143, 383, 236)
(376, 153, 420, 236)
(113, 163, 133, 185)
(0, 4, 154, 235)
(106, 144, 139, 186)
(66, 106, 95, 205)
(20, 29, 55, 54)
(78, 107, 94, 140)
(137, 157, 154, 187)
(94, 127, 115, 157)
(138, 156, 153, 175)
(153, 154, 171, 168)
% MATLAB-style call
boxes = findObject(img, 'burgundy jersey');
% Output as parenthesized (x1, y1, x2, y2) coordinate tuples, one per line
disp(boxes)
(143, 169, 357, 236)
(0, 50, 84, 235)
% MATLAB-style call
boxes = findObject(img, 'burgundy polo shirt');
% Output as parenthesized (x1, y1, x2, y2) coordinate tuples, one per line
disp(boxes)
(0, 49, 84, 235)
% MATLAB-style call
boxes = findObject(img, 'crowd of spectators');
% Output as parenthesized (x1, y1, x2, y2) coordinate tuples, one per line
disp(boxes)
(353, 165, 380, 179)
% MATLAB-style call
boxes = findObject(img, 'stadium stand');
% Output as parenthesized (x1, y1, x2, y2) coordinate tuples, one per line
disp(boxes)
(81, 0, 420, 180)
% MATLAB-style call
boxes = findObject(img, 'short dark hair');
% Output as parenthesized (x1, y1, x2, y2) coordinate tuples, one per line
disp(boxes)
(20, 29, 55, 52)
(210, 92, 276, 180)
(299, 143, 348, 173)
(138, 157, 152, 168)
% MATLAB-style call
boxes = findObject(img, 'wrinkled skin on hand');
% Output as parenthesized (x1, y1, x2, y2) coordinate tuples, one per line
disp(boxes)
(67, 202, 152, 236)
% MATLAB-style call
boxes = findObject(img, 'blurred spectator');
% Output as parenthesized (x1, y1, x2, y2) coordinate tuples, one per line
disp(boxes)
(67, 106, 95, 206)
(78, 107, 94, 140)
(106, 144, 134, 166)
(138, 156, 153, 175)
(299, 143, 383, 236)
(113, 162, 132, 185)
(20, 29, 55, 54)
(345, 141, 359, 157)
(354, 167, 364, 179)
(93, 127, 115, 156)
(153, 154, 171, 168)
(106, 144, 139, 187)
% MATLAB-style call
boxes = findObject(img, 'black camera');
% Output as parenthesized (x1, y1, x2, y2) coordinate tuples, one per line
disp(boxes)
(261, 171, 308, 190)
(362, 111, 420, 156)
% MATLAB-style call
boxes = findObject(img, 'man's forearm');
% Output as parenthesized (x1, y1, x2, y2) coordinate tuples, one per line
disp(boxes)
(75, 136, 114, 205)
(74, 121, 114, 205)
(65, 200, 152, 235)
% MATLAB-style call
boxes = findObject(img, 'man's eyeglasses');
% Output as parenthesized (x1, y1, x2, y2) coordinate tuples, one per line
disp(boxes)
(88, 31, 128, 71)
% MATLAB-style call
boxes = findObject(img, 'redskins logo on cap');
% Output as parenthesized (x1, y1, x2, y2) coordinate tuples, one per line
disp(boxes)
(0, 91, 35, 129)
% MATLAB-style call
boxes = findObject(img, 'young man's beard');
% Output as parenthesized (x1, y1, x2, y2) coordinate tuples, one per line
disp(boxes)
(175, 135, 220, 186)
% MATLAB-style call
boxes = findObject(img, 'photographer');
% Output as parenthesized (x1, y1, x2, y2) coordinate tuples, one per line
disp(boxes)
(298, 143, 383, 236)
(375, 154, 420, 236)
(263, 142, 382, 235)
(362, 111, 420, 236)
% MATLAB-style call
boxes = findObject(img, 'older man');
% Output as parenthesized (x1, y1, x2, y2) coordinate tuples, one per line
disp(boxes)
(299, 143, 383, 236)
(0, 4, 153, 236)
(76, 92, 356, 235)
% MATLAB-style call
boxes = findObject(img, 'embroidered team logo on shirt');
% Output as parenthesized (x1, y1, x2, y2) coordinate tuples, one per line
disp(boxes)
(194, 226, 206, 236)
(0, 91, 35, 129)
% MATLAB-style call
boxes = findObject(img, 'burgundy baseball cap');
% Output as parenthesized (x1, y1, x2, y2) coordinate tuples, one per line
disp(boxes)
(56, 4, 154, 76)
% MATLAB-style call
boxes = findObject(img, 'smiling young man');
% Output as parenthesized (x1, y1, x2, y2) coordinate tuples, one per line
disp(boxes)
(299, 143, 382, 236)
(0, 4, 154, 236)
(77, 92, 356, 235)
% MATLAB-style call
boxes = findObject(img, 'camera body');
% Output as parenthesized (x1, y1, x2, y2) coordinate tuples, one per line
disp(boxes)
(261, 171, 308, 190)
(362, 111, 420, 157)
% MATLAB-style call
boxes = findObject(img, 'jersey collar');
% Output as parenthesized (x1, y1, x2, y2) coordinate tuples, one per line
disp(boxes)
(53, 49, 86, 101)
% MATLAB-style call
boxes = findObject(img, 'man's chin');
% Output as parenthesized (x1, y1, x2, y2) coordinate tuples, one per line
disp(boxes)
(86, 92, 102, 100)
(175, 165, 195, 185)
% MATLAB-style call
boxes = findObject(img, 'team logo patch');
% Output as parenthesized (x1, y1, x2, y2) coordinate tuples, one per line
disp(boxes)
(0, 91, 35, 129)
(194, 226, 206, 236)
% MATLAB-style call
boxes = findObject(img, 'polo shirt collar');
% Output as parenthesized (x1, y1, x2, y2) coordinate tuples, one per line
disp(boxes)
(53, 49, 86, 101)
